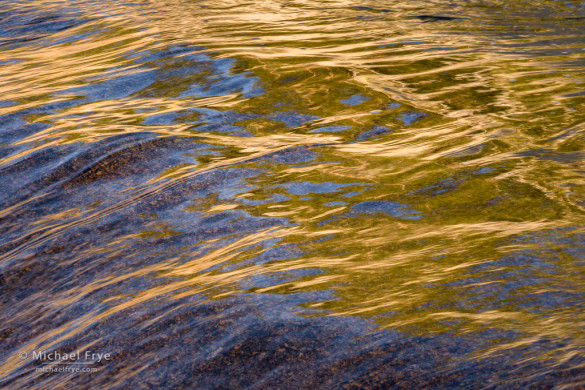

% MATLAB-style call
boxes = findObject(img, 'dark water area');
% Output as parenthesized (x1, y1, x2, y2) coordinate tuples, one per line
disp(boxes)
(1, 0, 585, 388)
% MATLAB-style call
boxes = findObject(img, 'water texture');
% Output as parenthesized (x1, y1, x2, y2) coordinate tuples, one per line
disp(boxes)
(1, 0, 585, 388)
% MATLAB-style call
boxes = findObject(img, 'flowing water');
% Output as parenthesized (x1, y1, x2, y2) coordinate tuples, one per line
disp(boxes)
(1, 0, 585, 388)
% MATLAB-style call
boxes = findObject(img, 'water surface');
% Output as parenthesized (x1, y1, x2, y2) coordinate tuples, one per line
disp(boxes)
(1, 0, 585, 388)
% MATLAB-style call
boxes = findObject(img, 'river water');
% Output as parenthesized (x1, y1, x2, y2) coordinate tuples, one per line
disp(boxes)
(1, 0, 585, 388)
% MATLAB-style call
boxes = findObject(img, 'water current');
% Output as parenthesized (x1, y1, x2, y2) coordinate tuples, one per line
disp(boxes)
(1, 0, 585, 388)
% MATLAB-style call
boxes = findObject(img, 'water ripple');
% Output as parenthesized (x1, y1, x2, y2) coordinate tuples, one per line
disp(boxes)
(1, 0, 585, 388)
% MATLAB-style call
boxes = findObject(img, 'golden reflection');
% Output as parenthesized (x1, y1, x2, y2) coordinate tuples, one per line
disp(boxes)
(1, 0, 585, 382)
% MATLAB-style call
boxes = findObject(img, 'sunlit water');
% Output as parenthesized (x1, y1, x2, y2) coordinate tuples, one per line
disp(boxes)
(1, 0, 585, 388)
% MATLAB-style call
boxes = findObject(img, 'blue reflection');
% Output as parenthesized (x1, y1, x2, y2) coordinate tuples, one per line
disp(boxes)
(341, 95, 371, 106)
